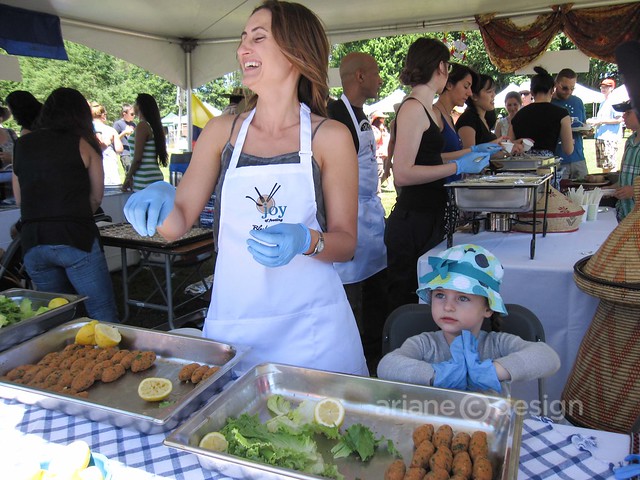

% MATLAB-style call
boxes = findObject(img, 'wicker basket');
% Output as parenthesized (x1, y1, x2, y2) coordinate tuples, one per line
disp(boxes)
(562, 300, 640, 433)
(514, 186, 583, 233)
(573, 178, 640, 303)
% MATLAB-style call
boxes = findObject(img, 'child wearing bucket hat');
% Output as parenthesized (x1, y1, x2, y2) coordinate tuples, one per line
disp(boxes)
(377, 244, 560, 393)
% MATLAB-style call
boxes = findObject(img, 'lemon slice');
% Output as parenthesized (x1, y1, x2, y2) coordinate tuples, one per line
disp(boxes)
(47, 440, 91, 476)
(199, 432, 229, 452)
(48, 297, 70, 309)
(314, 397, 345, 427)
(75, 320, 100, 345)
(138, 377, 173, 402)
(72, 465, 104, 480)
(94, 324, 121, 348)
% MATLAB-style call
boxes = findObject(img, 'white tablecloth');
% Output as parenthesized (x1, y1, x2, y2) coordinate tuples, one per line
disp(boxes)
(417, 210, 618, 408)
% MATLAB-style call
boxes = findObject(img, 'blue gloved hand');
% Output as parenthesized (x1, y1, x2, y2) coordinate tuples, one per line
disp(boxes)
(246, 223, 312, 268)
(615, 455, 640, 479)
(432, 334, 468, 390)
(471, 143, 503, 154)
(461, 330, 502, 393)
(453, 152, 490, 174)
(123, 181, 176, 236)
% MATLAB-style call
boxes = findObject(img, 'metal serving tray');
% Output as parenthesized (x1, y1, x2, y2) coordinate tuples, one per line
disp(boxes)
(0, 289, 85, 352)
(99, 222, 212, 248)
(445, 174, 551, 213)
(165, 363, 523, 480)
(0, 319, 248, 433)
(492, 155, 560, 171)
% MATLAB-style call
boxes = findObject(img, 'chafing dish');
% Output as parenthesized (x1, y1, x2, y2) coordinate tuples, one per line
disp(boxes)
(445, 173, 552, 213)
(491, 154, 560, 172)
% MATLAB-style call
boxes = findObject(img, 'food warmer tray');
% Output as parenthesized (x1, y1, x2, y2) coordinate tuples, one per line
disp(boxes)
(0, 319, 249, 433)
(99, 222, 212, 248)
(165, 363, 523, 480)
(490, 155, 560, 172)
(0, 289, 85, 353)
(445, 173, 552, 259)
(444, 173, 551, 213)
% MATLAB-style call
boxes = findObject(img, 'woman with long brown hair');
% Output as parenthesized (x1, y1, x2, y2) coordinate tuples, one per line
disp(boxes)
(12, 88, 118, 322)
(124, 1, 367, 375)
(385, 38, 493, 313)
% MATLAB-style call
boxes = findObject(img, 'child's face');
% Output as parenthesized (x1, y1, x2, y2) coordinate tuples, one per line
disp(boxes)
(431, 288, 493, 341)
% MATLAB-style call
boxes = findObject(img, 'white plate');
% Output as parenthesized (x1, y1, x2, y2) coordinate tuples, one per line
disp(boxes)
(600, 188, 616, 197)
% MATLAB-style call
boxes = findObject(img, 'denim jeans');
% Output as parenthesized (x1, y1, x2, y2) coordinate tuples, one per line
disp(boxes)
(24, 239, 119, 323)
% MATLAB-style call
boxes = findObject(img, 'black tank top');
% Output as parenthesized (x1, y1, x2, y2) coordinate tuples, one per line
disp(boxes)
(395, 99, 447, 212)
(14, 129, 99, 253)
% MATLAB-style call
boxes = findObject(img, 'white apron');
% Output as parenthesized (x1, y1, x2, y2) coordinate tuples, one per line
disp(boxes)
(333, 95, 387, 284)
(203, 104, 368, 376)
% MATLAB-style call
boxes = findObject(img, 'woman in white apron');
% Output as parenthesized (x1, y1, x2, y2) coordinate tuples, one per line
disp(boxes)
(124, 1, 367, 376)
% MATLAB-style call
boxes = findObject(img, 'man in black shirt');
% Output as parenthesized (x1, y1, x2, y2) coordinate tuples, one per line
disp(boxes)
(327, 52, 388, 374)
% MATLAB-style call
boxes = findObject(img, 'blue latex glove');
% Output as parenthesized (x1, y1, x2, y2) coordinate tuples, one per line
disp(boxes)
(432, 334, 468, 390)
(454, 152, 490, 174)
(471, 143, 503, 154)
(615, 455, 640, 479)
(123, 181, 176, 236)
(461, 330, 502, 393)
(246, 223, 312, 268)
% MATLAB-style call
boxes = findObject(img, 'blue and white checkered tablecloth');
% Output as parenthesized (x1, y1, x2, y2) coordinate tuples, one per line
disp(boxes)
(1, 398, 634, 480)
(0, 398, 233, 479)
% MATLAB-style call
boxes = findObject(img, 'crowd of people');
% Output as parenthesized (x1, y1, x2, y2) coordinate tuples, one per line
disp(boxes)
(1, 0, 638, 416)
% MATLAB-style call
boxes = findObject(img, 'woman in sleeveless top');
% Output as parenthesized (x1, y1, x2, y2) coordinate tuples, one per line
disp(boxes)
(385, 38, 491, 314)
(122, 94, 167, 192)
(124, 1, 367, 376)
(12, 88, 119, 322)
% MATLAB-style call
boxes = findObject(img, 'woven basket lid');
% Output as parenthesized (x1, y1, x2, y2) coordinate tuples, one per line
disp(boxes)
(514, 186, 583, 233)
(574, 177, 640, 303)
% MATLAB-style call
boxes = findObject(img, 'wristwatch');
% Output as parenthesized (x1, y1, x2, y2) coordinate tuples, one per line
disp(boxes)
(303, 230, 325, 257)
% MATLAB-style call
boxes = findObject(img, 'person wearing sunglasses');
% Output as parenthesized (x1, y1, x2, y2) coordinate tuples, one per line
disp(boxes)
(551, 68, 588, 179)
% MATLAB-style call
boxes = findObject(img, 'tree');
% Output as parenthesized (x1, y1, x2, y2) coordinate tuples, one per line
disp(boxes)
(0, 41, 177, 127)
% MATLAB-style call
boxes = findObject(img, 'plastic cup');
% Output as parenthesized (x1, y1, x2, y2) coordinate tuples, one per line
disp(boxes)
(522, 138, 534, 152)
(581, 205, 588, 223)
(501, 141, 514, 154)
(587, 204, 599, 221)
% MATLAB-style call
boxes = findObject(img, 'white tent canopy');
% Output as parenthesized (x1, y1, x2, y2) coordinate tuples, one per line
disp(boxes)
(364, 89, 406, 115)
(2, 0, 633, 90)
(495, 81, 605, 109)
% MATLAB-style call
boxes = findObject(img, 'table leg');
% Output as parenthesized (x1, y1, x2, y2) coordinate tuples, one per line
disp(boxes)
(165, 254, 174, 330)
(120, 247, 130, 322)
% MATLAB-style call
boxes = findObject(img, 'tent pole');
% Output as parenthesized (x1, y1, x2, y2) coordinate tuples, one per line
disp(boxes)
(181, 39, 197, 152)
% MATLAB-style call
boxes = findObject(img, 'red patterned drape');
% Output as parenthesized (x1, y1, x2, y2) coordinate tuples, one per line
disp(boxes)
(476, 3, 640, 73)
(563, 3, 640, 63)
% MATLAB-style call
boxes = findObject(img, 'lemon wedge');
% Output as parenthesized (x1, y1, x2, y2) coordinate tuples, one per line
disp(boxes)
(138, 377, 173, 402)
(72, 465, 104, 480)
(47, 440, 91, 476)
(75, 320, 99, 345)
(314, 397, 345, 428)
(48, 297, 70, 309)
(199, 432, 229, 452)
(94, 324, 121, 348)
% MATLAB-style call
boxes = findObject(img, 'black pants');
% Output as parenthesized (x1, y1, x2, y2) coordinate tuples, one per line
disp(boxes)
(384, 206, 445, 316)
(343, 268, 388, 376)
